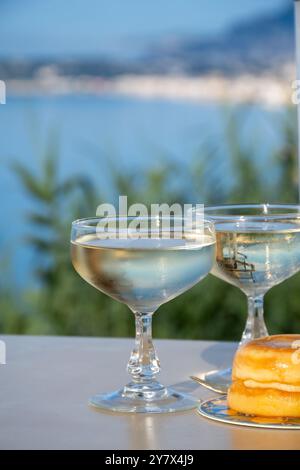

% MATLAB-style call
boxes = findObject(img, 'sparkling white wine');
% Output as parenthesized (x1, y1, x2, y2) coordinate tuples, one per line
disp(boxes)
(212, 222, 300, 295)
(71, 235, 215, 312)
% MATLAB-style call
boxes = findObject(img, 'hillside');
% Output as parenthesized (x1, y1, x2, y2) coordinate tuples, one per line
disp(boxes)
(142, 3, 295, 75)
(0, 3, 295, 80)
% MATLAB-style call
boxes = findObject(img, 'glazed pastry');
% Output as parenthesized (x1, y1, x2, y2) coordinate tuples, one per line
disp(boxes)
(228, 335, 300, 417)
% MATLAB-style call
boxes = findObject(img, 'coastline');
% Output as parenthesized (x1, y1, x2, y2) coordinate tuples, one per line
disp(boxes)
(5, 66, 296, 107)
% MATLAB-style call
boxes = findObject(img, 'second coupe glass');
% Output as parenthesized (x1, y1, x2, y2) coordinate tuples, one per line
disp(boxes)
(201, 204, 300, 392)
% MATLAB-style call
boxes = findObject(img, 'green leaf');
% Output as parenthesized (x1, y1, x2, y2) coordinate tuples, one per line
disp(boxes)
(12, 163, 52, 202)
(25, 236, 53, 252)
(27, 213, 54, 227)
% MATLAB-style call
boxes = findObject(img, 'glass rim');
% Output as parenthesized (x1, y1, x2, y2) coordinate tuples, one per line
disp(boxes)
(203, 203, 300, 221)
(71, 215, 215, 230)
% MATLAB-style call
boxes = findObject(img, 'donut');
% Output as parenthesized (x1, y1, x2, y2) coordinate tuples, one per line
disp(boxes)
(228, 335, 300, 417)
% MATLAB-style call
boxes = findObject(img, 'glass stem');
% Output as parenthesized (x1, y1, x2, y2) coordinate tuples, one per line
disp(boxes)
(240, 295, 269, 346)
(127, 313, 160, 384)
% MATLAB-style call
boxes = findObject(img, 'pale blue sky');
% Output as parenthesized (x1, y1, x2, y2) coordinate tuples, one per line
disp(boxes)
(0, 0, 290, 58)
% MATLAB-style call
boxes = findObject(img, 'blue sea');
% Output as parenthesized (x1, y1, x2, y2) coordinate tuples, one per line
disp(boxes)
(0, 94, 287, 287)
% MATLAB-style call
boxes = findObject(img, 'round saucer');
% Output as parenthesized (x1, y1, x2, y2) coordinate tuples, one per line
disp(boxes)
(198, 396, 300, 429)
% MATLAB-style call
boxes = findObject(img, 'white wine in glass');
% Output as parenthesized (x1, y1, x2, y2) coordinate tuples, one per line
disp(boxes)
(72, 236, 214, 314)
(71, 216, 215, 413)
(213, 221, 300, 340)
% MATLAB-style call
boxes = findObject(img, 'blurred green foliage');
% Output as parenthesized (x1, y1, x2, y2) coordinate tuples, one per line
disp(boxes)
(1, 107, 300, 340)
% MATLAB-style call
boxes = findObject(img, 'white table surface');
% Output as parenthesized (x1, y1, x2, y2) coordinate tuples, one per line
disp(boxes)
(0, 335, 299, 450)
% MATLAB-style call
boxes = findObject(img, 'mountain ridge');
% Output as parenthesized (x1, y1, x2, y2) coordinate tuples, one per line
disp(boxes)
(142, 3, 295, 75)
(0, 3, 295, 79)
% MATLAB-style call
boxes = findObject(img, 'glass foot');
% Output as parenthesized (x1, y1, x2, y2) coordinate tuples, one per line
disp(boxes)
(197, 368, 232, 394)
(89, 383, 199, 413)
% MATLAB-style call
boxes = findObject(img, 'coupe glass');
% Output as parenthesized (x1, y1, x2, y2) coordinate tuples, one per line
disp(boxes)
(71, 215, 215, 413)
(201, 204, 300, 392)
